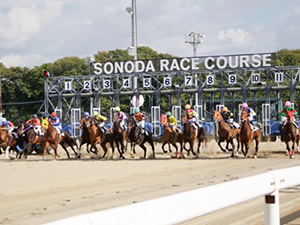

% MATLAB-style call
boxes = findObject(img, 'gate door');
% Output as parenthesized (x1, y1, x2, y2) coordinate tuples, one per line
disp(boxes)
(71, 108, 81, 138)
(151, 106, 161, 137)
(172, 105, 181, 126)
(262, 103, 271, 136)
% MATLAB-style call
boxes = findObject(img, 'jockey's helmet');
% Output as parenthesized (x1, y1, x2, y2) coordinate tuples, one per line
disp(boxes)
(134, 108, 139, 113)
(51, 112, 57, 117)
(167, 112, 171, 116)
(32, 114, 37, 118)
(115, 107, 120, 112)
(242, 103, 248, 108)
(285, 101, 291, 107)
(83, 112, 89, 117)
(2, 118, 6, 123)
(222, 106, 228, 112)
(93, 111, 99, 116)
(185, 104, 191, 110)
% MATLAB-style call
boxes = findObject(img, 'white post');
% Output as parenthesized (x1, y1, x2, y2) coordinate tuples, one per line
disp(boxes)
(264, 189, 280, 225)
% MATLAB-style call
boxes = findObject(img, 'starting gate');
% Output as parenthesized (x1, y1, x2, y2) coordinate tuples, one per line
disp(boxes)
(194, 105, 203, 121)
(172, 105, 181, 126)
(110, 107, 116, 126)
(151, 106, 160, 137)
(262, 103, 271, 136)
(71, 108, 81, 137)
(55, 108, 62, 120)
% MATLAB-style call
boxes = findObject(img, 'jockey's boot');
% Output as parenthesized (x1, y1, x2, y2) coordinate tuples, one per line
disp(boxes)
(191, 123, 197, 129)
(195, 122, 201, 129)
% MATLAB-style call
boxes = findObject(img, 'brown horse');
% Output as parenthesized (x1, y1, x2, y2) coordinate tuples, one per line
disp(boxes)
(282, 110, 299, 159)
(240, 110, 260, 158)
(42, 123, 78, 160)
(180, 113, 205, 157)
(87, 119, 118, 159)
(213, 110, 240, 157)
(17, 122, 45, 159)
(160, 114, 184, 158)
(0, 128, 10, 148)
(79, 117, 91, 156)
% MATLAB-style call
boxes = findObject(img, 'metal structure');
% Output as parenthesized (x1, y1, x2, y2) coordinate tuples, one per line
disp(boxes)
(40, 53, 300, 139)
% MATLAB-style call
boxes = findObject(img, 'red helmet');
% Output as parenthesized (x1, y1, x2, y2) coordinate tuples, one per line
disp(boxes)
(51, 112, 57, 117)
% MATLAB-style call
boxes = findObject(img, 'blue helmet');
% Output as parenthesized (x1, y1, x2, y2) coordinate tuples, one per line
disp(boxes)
(83, 112, 89, 117)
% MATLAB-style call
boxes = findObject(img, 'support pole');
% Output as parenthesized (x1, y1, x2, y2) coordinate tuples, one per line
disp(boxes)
(264, 189, 280, 225)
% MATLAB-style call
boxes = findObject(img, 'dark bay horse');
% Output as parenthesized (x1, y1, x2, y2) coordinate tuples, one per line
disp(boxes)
(17, 122, 45, 159)
(79, 117, 91, 156)
(160, 114, 184, 158)
(87, 119, 121, 159)
(181, 113, 205, 157)
(112, 113, 126, 159)
(282, 110, 299, 159)
(213, 110, 240, 157)
(42, 123, 78, 160)
(240, 111, 260, 158)
(127, 115, 155, 158)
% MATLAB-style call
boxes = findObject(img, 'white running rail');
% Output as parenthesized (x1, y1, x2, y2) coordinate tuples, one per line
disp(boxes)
(45, 165, 300, 225)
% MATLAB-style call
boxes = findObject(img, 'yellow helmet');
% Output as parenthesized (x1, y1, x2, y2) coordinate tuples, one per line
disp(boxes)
(222, 106, 228, 112)
(115, 106, 120, 112)
(185, 104, 191, 110)
(93, 111, 99, 116)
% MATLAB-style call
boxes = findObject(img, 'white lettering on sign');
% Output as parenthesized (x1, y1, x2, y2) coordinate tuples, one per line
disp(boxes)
(93, 53, 275, 75)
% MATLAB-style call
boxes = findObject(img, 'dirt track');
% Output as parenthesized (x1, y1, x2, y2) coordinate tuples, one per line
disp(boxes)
(1, 139, 300, 225)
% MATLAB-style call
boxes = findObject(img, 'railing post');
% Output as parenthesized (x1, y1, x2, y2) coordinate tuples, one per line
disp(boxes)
(264, 189, 280, 225)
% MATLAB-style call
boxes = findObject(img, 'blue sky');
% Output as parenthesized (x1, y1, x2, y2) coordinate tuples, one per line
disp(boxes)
(0, 0, 299, 68)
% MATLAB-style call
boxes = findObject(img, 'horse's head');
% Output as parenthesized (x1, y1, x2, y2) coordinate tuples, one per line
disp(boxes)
(181, 112, 188, 123)
(160, 114, 168, 126)
(113, 113, 119, 122)
(80, 117, 86, 128)
(213, 110, 222, 122)
(240, 110, 248, 123)
(127, 115, 136, 129)
(286, 110, 295, 122)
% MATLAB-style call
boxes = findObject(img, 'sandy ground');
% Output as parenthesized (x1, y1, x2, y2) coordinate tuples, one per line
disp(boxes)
(0, 139, 300, 225)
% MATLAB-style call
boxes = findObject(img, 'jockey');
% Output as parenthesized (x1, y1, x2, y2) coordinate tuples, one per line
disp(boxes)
(185, 104, 201, 129)
(221, 106, 235, 127)
(93, 111, 109, 134)
(134, 108, 146, 133)
(83, 112, 90, 120)
(166, 111, 181, 134)
(26, 114, 42, 135)
(240, 103, 257, 130)
(1, 117, 14, 137)
(115, 106, 127, 130)
(279, 101, 298, 141)
(48, 112, 64, 136)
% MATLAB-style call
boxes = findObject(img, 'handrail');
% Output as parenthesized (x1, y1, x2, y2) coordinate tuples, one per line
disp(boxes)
(45, 165, 300, 225)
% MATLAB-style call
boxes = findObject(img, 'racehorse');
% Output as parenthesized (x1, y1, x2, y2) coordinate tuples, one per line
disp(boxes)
(160, 114, 184, 158)
(282, 110, 300, 159)
(0, 128, 10, 148)
(240, 110, 260, 158)
(213, 110, 240, 157)
(112, 113, 126, 159)
(17, 122, 45, 159)
(42, 123, 78, 160)
(127, 115, 155, 158)
(87, 118, 120, 159)
(181, 112, 205, 157)
(79, 117, 91, 156)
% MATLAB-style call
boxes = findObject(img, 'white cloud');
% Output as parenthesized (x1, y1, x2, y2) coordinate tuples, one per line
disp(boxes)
(0, 0, 299, 68)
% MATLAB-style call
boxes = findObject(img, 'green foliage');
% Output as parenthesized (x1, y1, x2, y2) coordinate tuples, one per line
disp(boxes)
(277, 49, 300, 66)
